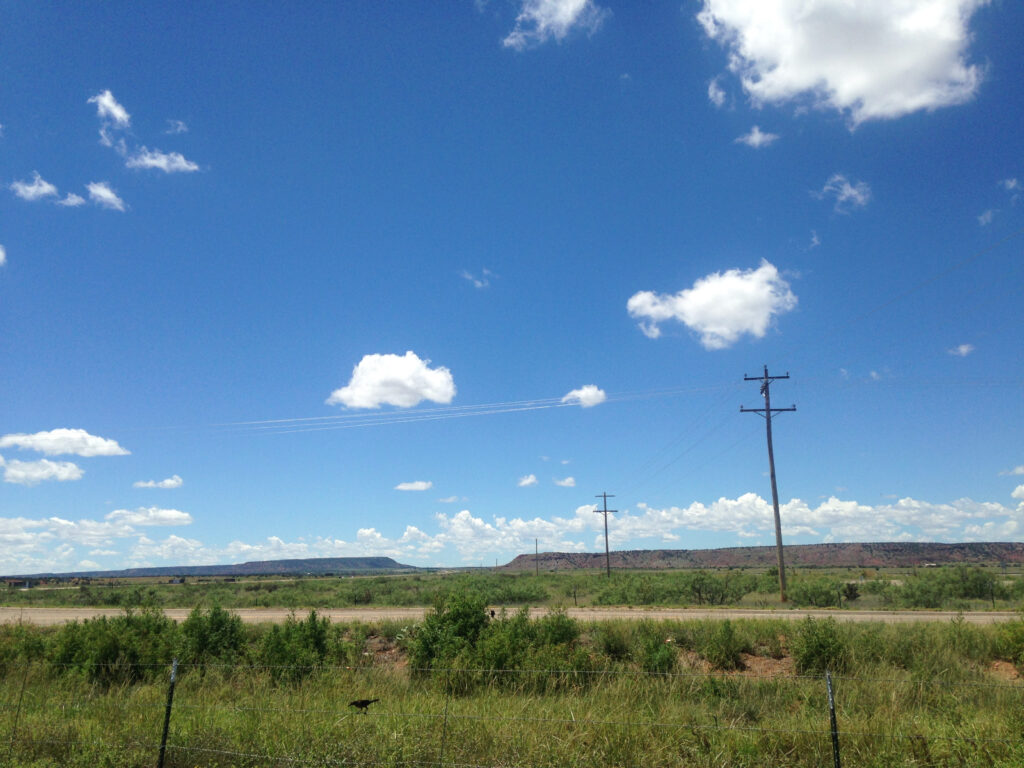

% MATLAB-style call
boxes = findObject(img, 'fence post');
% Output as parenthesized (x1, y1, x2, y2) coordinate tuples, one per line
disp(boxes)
(826, 670, 841, 768)
(438, 669, 451, 768)
(157, 658, 179, 768)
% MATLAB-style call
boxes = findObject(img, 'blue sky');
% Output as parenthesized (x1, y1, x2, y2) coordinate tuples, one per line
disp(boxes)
(2, 1, 1023, 574)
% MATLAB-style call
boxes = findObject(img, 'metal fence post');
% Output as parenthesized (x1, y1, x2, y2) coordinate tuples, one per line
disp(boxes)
(157, 658, 179, 768)
(826, 670, 841, 768)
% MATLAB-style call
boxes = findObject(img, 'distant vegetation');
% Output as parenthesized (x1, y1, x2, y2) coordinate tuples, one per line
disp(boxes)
(5, 564, 1024, 613)
(3, 599, 1024, 766)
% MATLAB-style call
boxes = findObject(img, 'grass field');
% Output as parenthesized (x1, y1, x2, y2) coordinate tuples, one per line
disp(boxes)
(3, 594, 1024, 767)
(5, 564, 1024, 614)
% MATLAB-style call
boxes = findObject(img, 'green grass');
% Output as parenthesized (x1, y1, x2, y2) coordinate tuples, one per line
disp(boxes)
(3, 606, 1024, 767)
(6, 564, 1024, 613)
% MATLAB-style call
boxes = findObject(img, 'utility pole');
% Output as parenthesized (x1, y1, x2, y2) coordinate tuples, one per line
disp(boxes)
(535, 538, 539, 577)
(595, 493, 616, 577)
(741, 365, 796, 602)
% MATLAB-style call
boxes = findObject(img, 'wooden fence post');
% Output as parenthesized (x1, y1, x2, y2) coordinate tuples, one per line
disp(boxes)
(826, 670, 841, 768)
(157, 658, 179, 768)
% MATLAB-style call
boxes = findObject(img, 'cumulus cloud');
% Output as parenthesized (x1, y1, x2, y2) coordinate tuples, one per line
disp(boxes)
(1, 458, 84, 486)
(57, 193, 86, 207)
(5, 488, 1023, 573)
(561, 384, 607, 408)
(554, 476, 576, 487)
(10, 172, 58, 201)
(518, 474, 539, 487)
(948, 343, 974, 357)
(125, 147, 199, 173)
(818, 174, 871, 212)
(395, 480, 432, 491)
(105, 507, 192, 526)
(0, 428, 128, 457)
(87, 182, 126, 211)
(88, 90, 131, 127)
(627, 260, 797, 349)
(326, 351, 456, 409)
(697, 0, 988, 125)
(1000, 466, 1024, 477)
(133, 474, 183, 489)
(735, 126, 779, 148)
(0, 245, 5, 266)
(503, 0, 609, 50)
(165, 119, 189, 134)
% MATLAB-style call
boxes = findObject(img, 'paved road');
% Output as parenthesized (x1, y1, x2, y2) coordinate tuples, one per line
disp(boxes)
(1, 605, 1019, 626)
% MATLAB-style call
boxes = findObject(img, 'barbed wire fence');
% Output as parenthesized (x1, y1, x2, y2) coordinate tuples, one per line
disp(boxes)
(3, 660, 1023, 767)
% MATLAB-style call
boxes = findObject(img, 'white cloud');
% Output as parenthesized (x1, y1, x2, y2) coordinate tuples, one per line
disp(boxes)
(554, 476, 576, 487)
(1013, 485, 1024, 501)
(57, 193, 86, 207)
(810, 230, 821, 249)
(105, 507, 192, 526)
(628, 260, 797, 349)
(133, 474, 183, 489)
(1000, 466, 1024, 477)
(518, 473, 539, 487)
(561, 384, 607, 408)
(165, 119, 189, 134)
(697, 0, 988, 125)
(1, 458, 84, 486)
(977, 209, 995, 226)
(708, 77, 726, 107)
(326, 351, 456, 409)
(125, 147, 199, 173)
(503, 0, 609, 50)
(869, 370, 882, 381)
(0, 428, 128, 457)
(818, 174, 871, 212)
(1001, 178, 1020, 192)
(88, 90, 131, 127)
(395, 480, 432, 491)
(948, 343, 974, 357)
(438, 495, 460, 503)
(10, 172, 58, 201)
(735, 125, 779, 148)
(0, 245, 5, 267)
(87, 182, 127, 211)
(460, 269, 492, 289)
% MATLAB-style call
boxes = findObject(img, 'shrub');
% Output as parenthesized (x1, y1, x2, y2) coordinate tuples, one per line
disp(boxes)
(258, 609, 330, 683)
(696, 620, 745, 671)
(408, 592, 489, 671)
(179, 605, 245, 667)
(790, 617, 848, 674)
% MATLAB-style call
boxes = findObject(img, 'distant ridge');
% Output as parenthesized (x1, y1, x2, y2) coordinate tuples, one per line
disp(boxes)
(503, 542, 1024, 571)
(9, 556, 416, 580)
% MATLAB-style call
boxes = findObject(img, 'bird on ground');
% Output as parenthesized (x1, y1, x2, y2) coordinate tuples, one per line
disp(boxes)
(349, 698, 379, 713)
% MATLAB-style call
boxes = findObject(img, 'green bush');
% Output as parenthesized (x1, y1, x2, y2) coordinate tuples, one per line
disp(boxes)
(788, 577, 841, 608)
(50, 607, 178, 686)
(179, 605, 245, 667)
(258, 609, 330, 683)
(408, 592, 489, 671)
(696, 620, 746, 671)
(790, 617, 848, 674)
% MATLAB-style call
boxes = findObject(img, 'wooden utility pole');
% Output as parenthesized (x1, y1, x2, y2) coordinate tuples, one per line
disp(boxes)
(741, 366, 796, 602)
(595, 492, 616, 577)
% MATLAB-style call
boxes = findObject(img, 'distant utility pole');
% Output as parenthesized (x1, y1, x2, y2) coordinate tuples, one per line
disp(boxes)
(741, 366, 796, 602)
(595, 493, 616, 577)
(535, 538, 539, 577)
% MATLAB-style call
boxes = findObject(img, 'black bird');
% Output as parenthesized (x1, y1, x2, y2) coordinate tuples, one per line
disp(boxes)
(349, 698, 379, 713)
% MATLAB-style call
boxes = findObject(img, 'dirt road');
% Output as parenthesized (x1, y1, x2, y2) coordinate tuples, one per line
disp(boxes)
(1, 605, 1019, 626)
